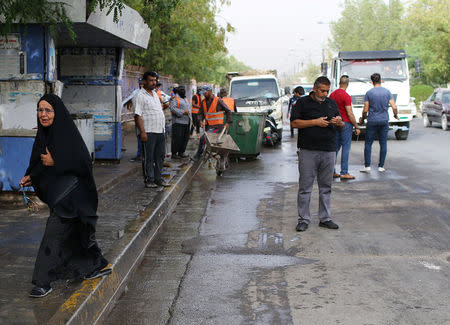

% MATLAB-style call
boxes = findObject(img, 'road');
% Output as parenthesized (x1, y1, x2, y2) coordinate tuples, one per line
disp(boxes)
(106, 118, 450, 325)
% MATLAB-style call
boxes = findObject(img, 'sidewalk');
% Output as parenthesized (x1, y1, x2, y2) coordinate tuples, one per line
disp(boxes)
(0, 131, 203, 325)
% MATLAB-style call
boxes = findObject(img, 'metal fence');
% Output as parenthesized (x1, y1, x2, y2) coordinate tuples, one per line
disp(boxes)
(121, 65, 145, 123)
(121, 65, 218, 123)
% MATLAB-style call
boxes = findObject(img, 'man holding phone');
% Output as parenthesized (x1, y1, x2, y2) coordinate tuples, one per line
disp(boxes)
(290, 76, 345, 232)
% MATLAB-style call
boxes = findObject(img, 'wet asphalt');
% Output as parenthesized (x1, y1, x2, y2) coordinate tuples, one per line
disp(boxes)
(106, 118, 450, 325)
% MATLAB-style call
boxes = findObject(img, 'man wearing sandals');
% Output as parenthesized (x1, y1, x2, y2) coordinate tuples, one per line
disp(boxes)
(329, 75, 360, 179)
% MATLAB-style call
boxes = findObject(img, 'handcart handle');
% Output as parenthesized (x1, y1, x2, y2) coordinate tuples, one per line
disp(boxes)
(215, 127, 227, 144)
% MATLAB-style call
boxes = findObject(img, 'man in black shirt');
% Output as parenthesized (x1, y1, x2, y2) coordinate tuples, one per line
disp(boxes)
(290, 76, 344, 232)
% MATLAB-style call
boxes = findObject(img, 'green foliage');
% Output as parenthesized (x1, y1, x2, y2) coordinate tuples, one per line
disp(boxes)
(329, 0, 449, 84)
(88, 0, 125, 22)
(405, 0, 450, 84)
(410, 84, 434, 106)
(125, 0, 245, 84)
(330, 0, 405, 52)
(0, 0, 72, 38)
(0, 0, 124, 39)
(211, 53, 252, 86)
(301, 62, 321, 83)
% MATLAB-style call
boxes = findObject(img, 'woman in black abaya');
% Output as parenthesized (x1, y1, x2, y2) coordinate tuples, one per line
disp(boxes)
(20, 94, 111, 298)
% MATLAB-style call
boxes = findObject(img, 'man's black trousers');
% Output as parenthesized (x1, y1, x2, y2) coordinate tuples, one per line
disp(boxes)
(172, 123, 190, 156)
(141, 132, 165, 184)
(190, 114, 200, 135)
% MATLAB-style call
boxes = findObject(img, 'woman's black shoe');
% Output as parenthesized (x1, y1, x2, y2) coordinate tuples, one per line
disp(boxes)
(83, 268, 112, 280)
(29, 286, 53, 298)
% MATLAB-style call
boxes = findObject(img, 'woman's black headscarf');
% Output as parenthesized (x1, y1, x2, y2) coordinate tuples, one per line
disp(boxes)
(25, 94, 98, 218)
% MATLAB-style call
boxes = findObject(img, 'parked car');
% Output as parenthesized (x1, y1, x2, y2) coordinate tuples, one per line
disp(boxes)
(422, 88, 450, 131)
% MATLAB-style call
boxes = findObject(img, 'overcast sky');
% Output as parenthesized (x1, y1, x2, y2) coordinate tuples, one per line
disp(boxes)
(218, 0, 345, 75)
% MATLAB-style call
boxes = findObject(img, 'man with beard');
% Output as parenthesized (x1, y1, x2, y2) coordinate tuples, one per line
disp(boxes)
(134, 71, 169, 188)
(170, 85, 191, 158)
(290, 76, 344, 232)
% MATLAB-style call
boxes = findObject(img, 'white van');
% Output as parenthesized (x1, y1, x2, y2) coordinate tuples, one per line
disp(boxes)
(228, 74, 283, 139)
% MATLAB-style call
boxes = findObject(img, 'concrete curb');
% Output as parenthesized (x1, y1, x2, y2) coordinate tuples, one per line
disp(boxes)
(48, 159, 203, 325)
(96, 165, 141, 195)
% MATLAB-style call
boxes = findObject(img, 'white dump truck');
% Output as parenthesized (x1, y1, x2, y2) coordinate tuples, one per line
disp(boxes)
(226, 70, 283, 141)
(330, 50, 414, 140)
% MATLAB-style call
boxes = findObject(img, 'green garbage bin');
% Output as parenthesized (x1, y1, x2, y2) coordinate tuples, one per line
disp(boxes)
(228, 112, 266, 159)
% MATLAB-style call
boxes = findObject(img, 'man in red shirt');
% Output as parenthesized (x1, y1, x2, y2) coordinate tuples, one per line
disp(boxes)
(329, 75, 360, 179)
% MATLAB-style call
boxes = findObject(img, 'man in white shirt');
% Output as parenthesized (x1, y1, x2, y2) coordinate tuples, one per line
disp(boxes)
(134, 71, 170, 188)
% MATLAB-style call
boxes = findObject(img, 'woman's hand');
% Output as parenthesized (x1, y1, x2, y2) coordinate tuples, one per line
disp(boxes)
(20, 175, 32, 187)
(40, 147, 54, 166)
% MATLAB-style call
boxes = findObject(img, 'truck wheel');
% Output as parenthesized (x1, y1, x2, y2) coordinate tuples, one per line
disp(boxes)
(395, 130, 409, 140)
(423, 113, 432, 127)
(441, 114, 448, 131)
(395, 122, 410, 140)
(245, 154, 258, 161)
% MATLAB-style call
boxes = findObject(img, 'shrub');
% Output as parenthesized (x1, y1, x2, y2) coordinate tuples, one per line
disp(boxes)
(411, 84, 434, 107)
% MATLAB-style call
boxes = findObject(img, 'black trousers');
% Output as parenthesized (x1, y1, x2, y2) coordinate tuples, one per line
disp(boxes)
(141, 132, 165, 183)
(172, 123, 190, 155)
(190, 114, 200, 135)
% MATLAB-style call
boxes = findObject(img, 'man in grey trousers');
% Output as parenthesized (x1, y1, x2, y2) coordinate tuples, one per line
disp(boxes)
(290, 76, 345, 232)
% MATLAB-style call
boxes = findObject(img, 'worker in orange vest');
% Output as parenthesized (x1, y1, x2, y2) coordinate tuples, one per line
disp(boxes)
(193, 85, 233, 160)
(156, 81, 171, 168)
(155, 82, 163, 100)
(190, 88, 202, 137)
(219, 88, 237, 112)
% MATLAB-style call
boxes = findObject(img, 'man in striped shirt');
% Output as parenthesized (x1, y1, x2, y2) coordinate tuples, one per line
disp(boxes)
(134, 71, 170, 188)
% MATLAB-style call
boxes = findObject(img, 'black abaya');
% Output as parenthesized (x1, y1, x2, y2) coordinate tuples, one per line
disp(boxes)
(25, 94, 108, 287)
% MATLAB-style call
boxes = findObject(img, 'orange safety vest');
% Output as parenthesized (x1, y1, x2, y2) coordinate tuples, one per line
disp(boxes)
(156, 89, 162, 99)
(222, 97, 235, 112)
(171, 96, 180, 108)
(170, 97, 181, 116)
(192, 94, 201, 114)
(203, 96, 224, 126)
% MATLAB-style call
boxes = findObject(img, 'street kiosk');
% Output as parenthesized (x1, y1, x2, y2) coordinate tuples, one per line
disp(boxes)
(0, 1, 150, 191)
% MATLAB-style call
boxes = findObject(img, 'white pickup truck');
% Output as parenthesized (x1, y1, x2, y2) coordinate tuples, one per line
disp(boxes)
(330, 50, 415, 140)
(227, 71, 283, 141)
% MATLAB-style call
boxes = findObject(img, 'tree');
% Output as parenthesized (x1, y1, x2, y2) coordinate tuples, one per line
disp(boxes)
(210, 53, 252, 86)
(0, 0, 125, 38)
(406, 0, 450, 83)
(329, 0, 449, 84)
(329, 0, 405, 52)
(301, 62, 321, 83)
(125, 0, 240, 84)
